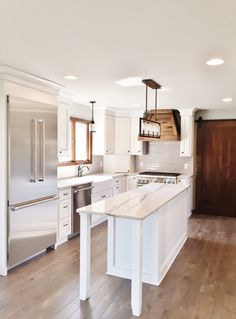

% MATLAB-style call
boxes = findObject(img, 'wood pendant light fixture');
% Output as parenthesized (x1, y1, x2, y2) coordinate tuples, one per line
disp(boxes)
(139, 79, 161, 140)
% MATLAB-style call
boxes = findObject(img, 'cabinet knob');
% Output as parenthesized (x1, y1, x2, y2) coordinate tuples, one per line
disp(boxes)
(128, 150, 130, 153)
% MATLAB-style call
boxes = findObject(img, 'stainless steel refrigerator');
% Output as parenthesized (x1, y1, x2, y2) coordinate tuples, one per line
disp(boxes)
(7, 96, 58, 268)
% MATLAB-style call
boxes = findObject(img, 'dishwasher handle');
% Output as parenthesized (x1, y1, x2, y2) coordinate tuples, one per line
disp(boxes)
(73, 186, 93, 194)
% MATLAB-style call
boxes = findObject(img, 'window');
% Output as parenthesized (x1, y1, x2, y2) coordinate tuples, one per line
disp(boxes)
(60, 117, 92, 165)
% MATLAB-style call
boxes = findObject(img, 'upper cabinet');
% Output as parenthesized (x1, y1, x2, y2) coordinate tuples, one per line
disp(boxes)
(116, 117, 131, 154)
(93, 109, 116, 155)
(130, 117, 146, 155)
(106, 115, 116, 154)
(58, 103, 70, 158)
(179, 109, 196, 157)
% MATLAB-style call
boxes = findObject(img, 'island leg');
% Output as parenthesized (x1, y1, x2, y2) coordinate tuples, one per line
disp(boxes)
(131, 219, 143, 317)
(79, 213, 91, 300)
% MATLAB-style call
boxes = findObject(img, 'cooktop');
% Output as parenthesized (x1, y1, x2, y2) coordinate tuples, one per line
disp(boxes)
(139, 172, 181, 177)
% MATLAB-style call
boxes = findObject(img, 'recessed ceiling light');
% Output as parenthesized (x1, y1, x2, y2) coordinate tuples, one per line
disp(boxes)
(64, 75, 78, 80)
(206, 58, 224, 66)
(116, 77, 143, 87)
(222, 97, 232, 102)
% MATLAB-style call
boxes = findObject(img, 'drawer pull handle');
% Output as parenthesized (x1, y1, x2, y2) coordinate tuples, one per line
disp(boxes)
(63, 223, 68, 227)
(63, 205, 68, 208)
(63, 193, 69, 196)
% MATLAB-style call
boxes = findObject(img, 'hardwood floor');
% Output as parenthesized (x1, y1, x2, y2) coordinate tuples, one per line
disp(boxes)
(1, 215, 236, 319)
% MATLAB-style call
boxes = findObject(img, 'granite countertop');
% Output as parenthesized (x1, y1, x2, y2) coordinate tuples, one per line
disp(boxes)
(77, 183, 189, 220)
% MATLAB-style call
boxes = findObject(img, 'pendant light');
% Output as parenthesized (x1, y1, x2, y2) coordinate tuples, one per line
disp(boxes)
(138, 79, 161, 140)
(89, 101, 96, 133)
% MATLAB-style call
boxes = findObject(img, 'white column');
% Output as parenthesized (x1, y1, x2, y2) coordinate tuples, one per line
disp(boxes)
(107, 216, 115, 274)
(79, 213, 91, 300)
(131, 219, 143, 316)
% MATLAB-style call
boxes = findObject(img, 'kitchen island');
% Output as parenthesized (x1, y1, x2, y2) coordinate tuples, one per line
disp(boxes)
(78, 183, 189, 317)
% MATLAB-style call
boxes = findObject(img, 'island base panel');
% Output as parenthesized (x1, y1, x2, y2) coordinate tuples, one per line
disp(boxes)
(107, 189, 188, 286)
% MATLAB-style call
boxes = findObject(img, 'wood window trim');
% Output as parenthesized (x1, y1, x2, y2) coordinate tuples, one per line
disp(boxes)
(58, 117, 92, 166)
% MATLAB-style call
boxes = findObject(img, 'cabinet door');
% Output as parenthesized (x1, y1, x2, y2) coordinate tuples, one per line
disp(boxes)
(113, 184, 121, 195)
(180, 115, 193, 157)
(58, 103, 70, 157)
(116, 117, 131, 154)
(131, 118, 143, 155)
(105, 115, 116, 154)
(127, 176, 137, 190)
(116, 156, 131, 173)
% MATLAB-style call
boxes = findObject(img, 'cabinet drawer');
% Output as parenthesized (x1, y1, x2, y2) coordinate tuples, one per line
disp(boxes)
(58, 217, 71, 238)
(59, 199, 71, 219)
(59, 188, 71, 201)
(92, 189, 113, 203)
(113, 184, 121, 195)
(113, 177, 122, 185)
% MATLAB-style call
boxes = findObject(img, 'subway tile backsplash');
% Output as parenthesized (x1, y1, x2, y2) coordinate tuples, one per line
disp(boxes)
(57, 155, 103, 179)
(135, 141, 193, 174)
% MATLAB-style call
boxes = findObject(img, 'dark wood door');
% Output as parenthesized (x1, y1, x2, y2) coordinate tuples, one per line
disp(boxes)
(196, 120, 236, 217)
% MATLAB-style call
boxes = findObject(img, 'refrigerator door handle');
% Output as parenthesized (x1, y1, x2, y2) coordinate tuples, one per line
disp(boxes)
(30, 119, 37, 183)
(10, 195, 58, 211)
(38, 120, 45, 182)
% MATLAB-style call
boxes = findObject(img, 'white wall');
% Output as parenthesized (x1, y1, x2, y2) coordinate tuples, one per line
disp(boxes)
(0, 77, 59, 276)
(196, 109, 236, 120)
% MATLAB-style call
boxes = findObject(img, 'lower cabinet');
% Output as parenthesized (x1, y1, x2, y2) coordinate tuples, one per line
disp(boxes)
(113, 184, 122, 195)
(127, 175, 137, 190)
(91, 183, 113, 226)
(57, 174, 138, 243)
(177, 176, 193, 217)
(57, 187, 72, 245)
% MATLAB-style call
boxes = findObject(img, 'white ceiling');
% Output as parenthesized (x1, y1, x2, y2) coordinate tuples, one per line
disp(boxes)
(0, 0, 235, 110)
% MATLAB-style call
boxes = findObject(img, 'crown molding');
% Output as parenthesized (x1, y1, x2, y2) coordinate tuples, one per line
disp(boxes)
(0, 65, 64, 95)
(178, 107, 197, 116)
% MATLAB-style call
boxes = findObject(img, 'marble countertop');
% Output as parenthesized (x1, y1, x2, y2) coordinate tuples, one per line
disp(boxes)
(77, 183, 189, 220)
(57, 172, 138, 189)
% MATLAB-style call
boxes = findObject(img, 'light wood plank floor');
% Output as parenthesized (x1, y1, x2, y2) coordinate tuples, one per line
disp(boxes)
(1, 214, 236, 319)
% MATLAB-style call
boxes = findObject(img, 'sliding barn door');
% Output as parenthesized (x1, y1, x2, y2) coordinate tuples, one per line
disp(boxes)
(196, 120, 236, 217)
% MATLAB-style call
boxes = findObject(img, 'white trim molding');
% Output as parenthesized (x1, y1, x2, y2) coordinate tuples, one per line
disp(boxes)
(0, 65, 64, 96)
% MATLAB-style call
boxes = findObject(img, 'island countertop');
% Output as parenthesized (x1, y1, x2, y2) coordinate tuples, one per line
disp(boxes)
(77, 183, 189, 220)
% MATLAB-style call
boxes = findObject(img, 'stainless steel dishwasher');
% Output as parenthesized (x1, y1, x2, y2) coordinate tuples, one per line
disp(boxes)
(71, 183, 92, 237)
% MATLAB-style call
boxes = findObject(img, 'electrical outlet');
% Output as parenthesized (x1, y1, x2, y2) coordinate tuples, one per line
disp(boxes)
(100, 161, 103, 167)
(140, 162, 144, 167)
(184, 163, 188, 169)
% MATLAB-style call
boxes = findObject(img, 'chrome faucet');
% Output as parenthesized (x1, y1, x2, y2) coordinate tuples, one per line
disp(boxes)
(78, 165, 90, 177)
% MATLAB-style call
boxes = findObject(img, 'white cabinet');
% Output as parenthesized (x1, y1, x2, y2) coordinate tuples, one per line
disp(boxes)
(130, 118, 144, 155)
(92, 182, 113, 226)
(113, 184, 122, 195)
(93, 109, 116, 155)
(179, 109, 195, 157)
(57, 187, 72, 245)
(116, 117, 131, 154)
(92, 188, 113, 202)
(112, 176, 126, 195)
(58, 103, 70, 157)
(177, 176, 193, 217)
(127, 175, 137, 190)
(105, 115, 116, 154)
